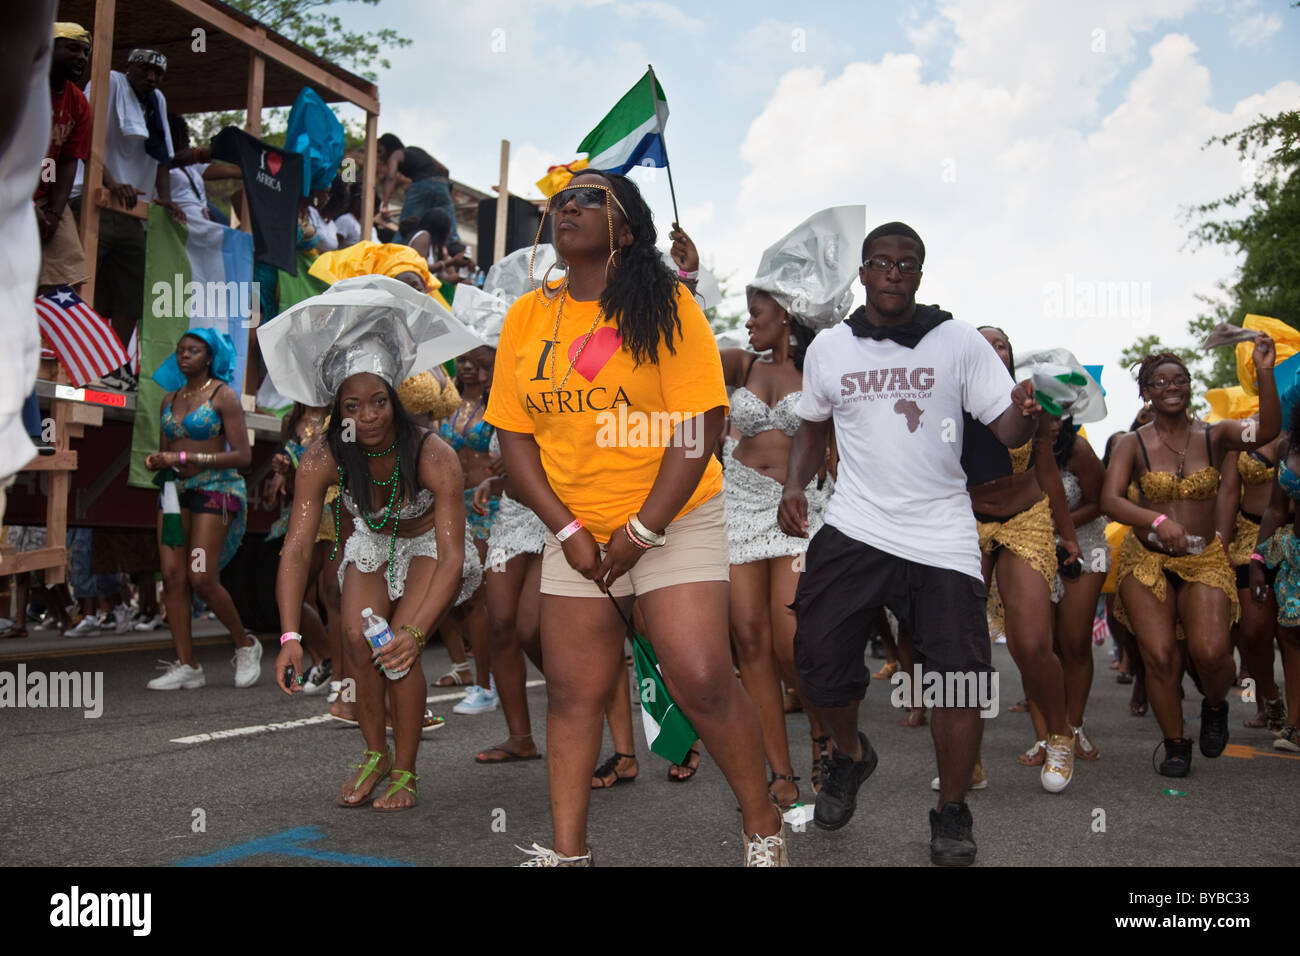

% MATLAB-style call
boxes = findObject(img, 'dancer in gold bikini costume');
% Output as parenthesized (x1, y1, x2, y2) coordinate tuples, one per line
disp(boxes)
(1101, 345, 1278, 777)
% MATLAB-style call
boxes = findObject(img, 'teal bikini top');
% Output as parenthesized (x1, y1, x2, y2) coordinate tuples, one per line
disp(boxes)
(1279, 462, 1300, 500)
(162, 384, 225, 441)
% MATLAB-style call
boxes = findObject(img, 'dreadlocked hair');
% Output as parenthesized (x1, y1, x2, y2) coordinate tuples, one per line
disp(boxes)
(326, 379, 423, 518)
(598, 173, 681, 366)
(1134, 352, 1188, 395)
(977, 325, 1015, 374)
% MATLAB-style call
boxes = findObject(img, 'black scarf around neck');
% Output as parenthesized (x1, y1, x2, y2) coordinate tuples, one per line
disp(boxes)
(846, 303, 953, 349)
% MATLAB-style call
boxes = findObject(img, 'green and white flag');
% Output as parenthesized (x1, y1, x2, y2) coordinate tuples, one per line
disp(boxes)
(577, 69, 670, 174)
(631, 630, 698, 764)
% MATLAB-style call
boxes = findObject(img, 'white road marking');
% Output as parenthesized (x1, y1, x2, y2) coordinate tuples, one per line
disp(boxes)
(170, 679, 547, 745)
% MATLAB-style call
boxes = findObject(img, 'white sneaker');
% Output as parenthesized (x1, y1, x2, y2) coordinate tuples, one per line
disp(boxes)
(301, 659, 333, 695)
(233, 635, 263, 687)
(453, 685, 499, 715)
(743, 819, 790, 867)
(63, 615, 103, 637)
(111, 604, 132, 634)
(133, 612, 164, 631)
(147, 659, 206, 690)
(516, 843, 593, 867)
(1041, 734, 1075, 793)
(326, 680, 342, 703)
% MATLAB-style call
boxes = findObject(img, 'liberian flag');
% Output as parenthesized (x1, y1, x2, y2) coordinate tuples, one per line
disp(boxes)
(128, 206, 255, 489)
(577, 69, 670, 174)
(34, 287, 128, 387)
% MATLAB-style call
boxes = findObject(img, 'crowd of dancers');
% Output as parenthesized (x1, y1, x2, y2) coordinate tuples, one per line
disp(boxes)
(142, 169, 1293, 867)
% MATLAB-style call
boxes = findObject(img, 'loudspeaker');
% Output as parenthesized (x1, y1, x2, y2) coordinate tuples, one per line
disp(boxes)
(476, 195, 544, 269)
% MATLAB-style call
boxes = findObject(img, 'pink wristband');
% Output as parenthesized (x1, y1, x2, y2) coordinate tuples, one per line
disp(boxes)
(1251, 552, 1265, 564)
(179, 451, 187, 464)
(280, 632, 302, 645)
(555, 518, 583, 543)
(1151, 514, 1168, 529)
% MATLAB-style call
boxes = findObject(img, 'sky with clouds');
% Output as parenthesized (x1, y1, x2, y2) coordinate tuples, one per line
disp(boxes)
(328, 0, 1299, 444)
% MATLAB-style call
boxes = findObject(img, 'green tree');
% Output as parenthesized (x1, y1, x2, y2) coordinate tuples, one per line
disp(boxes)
(1120, 105, 1300, 400)
(223, 0, 411, 81)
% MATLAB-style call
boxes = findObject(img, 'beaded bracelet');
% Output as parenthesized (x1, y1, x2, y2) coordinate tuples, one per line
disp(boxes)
(624, 520, 653, 550)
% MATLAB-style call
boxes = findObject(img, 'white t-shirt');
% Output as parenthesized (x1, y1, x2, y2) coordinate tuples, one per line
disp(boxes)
(72, 71, 173, 201)
(169, 162, 209, 221)
(795, 317, 1014, 579)
(334, 211, 361, 248)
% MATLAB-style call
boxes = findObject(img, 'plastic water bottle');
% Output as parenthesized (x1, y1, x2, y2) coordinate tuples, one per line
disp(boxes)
(362, 607, 407, 680)
(1147, 532, 1206, 555)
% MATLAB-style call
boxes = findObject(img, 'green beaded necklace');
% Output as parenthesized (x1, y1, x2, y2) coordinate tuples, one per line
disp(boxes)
(331, 439, 401, 590)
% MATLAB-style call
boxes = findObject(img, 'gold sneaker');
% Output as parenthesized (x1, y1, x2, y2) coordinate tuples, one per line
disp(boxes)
(743, 818, 789, 867)
(1041, 733, 1075, 793)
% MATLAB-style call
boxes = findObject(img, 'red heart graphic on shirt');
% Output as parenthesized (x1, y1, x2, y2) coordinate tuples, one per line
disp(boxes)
(568, 326, 622, 383)
(267, 152, 283, 176)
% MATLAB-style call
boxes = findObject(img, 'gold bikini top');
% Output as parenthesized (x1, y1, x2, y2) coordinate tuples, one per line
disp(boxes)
(1009, 440, 1033, 475)
(1135, 425, 1220, 502)
(1238, 450, 1277, 486)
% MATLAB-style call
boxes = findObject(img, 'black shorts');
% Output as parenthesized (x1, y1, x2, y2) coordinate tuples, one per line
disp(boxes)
(792, 524, 992, 708)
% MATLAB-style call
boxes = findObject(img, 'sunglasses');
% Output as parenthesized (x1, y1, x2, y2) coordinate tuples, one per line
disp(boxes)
(548, 184, 627, 218)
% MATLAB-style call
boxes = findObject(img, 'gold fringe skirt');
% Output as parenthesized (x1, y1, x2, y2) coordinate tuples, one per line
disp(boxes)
(976, 495, 1057, 637)
(1113, 529, 1238, 636)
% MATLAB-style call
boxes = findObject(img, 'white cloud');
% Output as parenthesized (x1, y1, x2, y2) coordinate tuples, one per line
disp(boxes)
(1230, 12, 1282, 45)
(709, 25, 1299, 444)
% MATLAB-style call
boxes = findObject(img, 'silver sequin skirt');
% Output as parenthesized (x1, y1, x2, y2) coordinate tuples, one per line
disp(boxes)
(485, 492, 547, 570)
(339, 521, 483, 605)
(1052, 515, 1111, 603)
(722, 436, 830, 566)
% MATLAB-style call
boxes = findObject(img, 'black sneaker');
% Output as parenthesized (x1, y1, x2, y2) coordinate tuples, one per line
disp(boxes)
(1199, 699, 1229, 757)
(813, 731, 877, 831)
(1158, 737, 1192, 777)
(929, 801, 976, 866)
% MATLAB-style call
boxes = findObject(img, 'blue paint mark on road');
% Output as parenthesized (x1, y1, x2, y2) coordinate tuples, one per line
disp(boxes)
(174, 826, 417, 867)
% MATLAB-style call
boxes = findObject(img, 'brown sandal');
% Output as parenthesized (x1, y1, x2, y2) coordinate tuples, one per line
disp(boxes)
(668, 745, 701, 782)
(591, 752, 637, 789)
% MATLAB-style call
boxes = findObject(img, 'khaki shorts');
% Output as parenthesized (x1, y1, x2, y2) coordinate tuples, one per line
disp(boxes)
(37, 198, 89, 289)
(540, 493, 729, 598)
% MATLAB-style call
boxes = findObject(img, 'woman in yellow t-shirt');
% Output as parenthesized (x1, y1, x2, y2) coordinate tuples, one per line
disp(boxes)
(486, 171, 784, 867)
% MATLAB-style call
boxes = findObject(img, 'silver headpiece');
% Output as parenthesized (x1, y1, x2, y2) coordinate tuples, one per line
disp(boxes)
(747, 205, 864, 331)
(257, 274, 482, 406)
(451, 285, 506, 350)
(489, 243, 557, 303)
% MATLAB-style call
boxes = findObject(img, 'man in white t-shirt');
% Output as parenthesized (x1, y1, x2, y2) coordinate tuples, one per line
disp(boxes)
(778, 221, 1040, 866)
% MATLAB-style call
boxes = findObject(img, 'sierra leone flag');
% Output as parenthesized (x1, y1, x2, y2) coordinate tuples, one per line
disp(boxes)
(129, 206, 255, 488)
(631, 630, 698, 764)
(577, 69, 670, 174)
(155, 470, 184, 547)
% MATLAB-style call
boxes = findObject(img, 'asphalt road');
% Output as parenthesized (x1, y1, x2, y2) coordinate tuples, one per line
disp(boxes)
(1, 634, 1296, 868)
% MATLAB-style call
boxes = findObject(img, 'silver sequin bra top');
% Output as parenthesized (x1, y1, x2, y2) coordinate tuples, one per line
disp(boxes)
(341, 486, 435, 522)
(729, 387, 801, 438)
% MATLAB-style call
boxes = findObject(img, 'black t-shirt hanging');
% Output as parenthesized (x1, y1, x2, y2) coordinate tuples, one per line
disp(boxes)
(211, 126, 302, 275)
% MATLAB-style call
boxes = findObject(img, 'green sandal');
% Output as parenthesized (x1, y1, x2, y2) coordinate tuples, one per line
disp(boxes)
(338, 748, 392, 808)
(373, 769, 419, 811)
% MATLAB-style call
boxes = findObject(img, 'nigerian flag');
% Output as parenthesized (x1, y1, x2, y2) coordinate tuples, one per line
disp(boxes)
(577, 69, 670, 174)
(129, 206, 255, 488)
(631, 630, 698, 764)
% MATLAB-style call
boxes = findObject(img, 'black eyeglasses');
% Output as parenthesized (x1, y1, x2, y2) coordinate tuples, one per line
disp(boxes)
(1147, 375, 1190, 390)
(863, 256, 922, 276)
(548, 185, 627, 218)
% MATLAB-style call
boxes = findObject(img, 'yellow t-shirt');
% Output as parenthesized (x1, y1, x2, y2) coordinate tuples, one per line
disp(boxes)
(486, 282, 728, 543)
